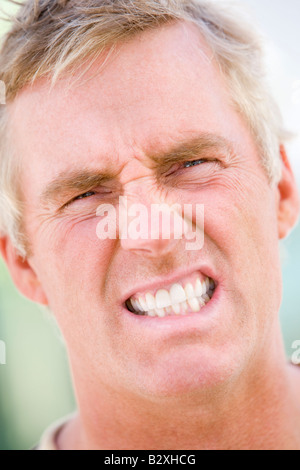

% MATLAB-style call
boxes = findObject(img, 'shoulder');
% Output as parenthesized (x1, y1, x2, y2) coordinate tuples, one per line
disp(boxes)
(33, 414, 76, 451)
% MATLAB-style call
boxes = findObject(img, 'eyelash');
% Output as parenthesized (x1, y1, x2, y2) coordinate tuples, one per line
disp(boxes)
(183, 158, 207, 168)
(65, 190, 101, 207)
(164, 158, 210, 177)
(74, 191, 95, 201)
(71, 159, 209, 204)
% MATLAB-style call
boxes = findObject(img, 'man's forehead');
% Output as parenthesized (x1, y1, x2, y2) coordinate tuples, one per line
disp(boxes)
(6, 18, 258, 196)
(8, 21, 215, 118)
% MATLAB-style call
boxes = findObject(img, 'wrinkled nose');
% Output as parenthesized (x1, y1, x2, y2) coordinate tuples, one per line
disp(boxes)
(118, 186, 184, 258)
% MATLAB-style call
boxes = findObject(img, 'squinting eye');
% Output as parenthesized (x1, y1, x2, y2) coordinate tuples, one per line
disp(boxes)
(74, 191, 95, 201)
(183, 159, 207, 168)
(63, 190, 104, 210)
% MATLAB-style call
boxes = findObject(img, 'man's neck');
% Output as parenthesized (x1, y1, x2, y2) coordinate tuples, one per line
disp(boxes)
(58, 347, 300, 450)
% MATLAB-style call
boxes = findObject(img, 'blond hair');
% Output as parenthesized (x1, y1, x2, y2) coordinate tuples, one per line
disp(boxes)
(0, 0, 287, 257)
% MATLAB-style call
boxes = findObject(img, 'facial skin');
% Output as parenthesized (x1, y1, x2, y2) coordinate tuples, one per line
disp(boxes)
(1, 21, 300, 449)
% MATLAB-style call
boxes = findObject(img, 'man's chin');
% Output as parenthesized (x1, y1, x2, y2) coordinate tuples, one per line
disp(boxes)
(130, 347, 242, 400)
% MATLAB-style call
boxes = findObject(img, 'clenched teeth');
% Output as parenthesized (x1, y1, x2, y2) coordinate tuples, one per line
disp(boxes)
(126, 276, 216, 317)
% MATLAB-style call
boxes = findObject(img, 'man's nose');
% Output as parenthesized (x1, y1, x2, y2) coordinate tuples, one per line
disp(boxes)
(118, 186, 184, 258)
(121, 232, 180, 258)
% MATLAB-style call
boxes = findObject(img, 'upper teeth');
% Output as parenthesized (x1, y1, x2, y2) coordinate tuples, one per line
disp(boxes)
(128, 277, 215, 317)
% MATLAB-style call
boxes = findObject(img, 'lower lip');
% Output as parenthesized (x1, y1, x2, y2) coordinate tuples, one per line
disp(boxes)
(121, 284, 222, 331)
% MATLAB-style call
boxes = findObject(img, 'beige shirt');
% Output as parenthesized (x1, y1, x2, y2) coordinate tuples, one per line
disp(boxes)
(35, 415, 74, 450)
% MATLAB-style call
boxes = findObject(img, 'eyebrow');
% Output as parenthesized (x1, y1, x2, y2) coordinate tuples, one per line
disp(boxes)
(40, 170, 119, 207)
(40, 134, 233, 207)
(148, 134, 232, 172)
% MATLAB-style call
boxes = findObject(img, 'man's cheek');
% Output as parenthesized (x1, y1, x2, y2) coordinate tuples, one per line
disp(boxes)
(39, 214, 100, 254)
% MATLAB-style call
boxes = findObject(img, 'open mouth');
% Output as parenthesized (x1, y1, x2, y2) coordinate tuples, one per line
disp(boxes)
(125, 275, 216, 318)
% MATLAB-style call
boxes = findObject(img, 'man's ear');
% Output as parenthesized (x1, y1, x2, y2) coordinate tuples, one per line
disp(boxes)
(277, 145, 300, 239)
(0, 236, 48, 305)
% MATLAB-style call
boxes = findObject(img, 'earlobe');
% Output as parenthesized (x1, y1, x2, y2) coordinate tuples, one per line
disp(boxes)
(0, 237, 49, 305)
(277, 146, 300, 239)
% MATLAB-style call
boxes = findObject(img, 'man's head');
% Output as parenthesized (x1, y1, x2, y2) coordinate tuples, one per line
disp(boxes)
(0, 0, 292, 257)
(0, 0, 299, 398)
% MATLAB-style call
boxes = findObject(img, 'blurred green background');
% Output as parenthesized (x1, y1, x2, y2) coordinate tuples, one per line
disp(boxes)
(0, 0, 299, 450)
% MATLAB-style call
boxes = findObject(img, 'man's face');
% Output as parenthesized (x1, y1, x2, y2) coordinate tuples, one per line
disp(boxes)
(9, 22, 284, 396)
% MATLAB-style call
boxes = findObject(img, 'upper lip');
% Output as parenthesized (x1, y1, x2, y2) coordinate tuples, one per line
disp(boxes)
(120, 264, 217, 306)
